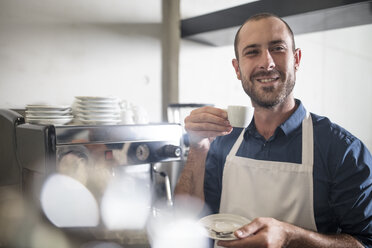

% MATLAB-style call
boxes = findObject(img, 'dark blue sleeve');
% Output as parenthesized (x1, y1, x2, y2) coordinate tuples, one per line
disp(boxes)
(330, 137, 372, 247)
(204, 139, 223, 214)
(203, 129, 241, 215)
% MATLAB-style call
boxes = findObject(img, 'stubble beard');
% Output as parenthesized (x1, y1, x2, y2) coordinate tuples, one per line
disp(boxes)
(241, 69, 296, 109)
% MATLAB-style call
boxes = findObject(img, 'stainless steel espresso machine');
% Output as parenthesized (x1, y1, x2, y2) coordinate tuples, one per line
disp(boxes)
(0, 109, 183, 247)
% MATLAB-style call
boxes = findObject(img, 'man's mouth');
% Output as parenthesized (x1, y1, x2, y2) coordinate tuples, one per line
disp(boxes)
(256, 77, 280, 83)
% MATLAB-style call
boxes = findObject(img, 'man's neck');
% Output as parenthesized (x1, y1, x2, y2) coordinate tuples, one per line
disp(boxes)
(253, 97, 297, 140)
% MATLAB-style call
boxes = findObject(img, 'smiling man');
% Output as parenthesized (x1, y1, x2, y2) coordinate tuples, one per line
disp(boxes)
(175, 13, 372, 248)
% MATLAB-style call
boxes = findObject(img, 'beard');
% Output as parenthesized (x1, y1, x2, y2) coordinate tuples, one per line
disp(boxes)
(241, 68, 296, 109)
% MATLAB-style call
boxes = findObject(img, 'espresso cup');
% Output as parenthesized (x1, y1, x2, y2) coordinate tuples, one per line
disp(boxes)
(227, 105, 253, 128)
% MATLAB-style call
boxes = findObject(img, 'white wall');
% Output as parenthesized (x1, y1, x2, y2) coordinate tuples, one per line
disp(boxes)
(179, 39, 250, 108)
(179, 24, 372, 150)
(295, 24, 372, 150)
(0, 1, 163, 122)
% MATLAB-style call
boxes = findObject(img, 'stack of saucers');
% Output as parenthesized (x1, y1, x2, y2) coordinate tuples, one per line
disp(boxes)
(25, 105, 73, 125)
(73, 96, 122, 125)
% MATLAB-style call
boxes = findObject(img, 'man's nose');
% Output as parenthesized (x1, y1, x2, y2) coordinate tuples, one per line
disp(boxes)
(258, 50, 275, 70)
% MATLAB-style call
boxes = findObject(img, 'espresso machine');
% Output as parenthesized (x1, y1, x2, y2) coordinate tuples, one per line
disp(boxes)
(0, 109, 183, 247)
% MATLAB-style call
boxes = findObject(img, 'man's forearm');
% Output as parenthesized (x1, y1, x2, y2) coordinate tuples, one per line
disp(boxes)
(174, 147, 209, 202)
(221, 217, 365, 248)
(288, 224, 365, 248)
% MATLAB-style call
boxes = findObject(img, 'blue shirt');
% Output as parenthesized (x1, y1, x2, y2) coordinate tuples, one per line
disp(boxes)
(204, 99, 372, 247)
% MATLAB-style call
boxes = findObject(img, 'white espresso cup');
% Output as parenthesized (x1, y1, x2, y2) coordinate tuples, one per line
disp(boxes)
(227, 105, 253, 128)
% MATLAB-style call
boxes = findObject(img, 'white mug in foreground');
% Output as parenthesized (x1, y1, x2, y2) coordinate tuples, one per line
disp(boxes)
(227, 105, 253, 128)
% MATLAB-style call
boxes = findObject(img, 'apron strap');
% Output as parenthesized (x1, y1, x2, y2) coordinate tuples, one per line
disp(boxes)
(227, 128, 246, 158)
(302, 112, 314, 166)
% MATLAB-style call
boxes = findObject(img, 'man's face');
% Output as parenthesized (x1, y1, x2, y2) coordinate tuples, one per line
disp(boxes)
(232, 17, 301, 108)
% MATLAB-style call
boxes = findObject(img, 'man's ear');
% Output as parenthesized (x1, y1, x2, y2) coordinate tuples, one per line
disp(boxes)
(294, 48, 301, 71)
(232, 58, 241, 80)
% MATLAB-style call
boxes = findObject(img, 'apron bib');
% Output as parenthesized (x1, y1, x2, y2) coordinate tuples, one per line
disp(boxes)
(216, 112, 317, 247)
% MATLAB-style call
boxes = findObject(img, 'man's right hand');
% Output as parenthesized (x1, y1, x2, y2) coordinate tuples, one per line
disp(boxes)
(174, 106, 233, 207)
(184, 106, 233, 150)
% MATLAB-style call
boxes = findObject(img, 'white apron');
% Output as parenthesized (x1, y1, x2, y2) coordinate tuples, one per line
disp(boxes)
(216, 112, 317, 246)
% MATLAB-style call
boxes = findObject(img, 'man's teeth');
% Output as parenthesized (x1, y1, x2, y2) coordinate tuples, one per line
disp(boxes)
(258, 78, 277, 83)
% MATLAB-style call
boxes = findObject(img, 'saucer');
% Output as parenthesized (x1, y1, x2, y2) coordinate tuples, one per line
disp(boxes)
(198, 213, 250, 240)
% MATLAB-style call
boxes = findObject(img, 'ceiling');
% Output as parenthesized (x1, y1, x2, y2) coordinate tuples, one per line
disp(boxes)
(0, 0, 258, 23)
(181, 0, 259, 19)
(2, 0, 370, 47)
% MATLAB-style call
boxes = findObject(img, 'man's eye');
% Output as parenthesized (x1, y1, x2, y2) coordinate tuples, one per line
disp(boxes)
(272, 46, 285, 52)
(244, 50, 258, 56)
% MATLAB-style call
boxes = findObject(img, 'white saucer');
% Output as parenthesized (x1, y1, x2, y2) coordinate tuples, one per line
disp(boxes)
(198, 213, 250, 241)
(75, 96, 119, 102)
(26, 109, 72, 116)
(26, 105, 71, 111)
(26, 115, 73, 119)
(76, 99, 120, 106)
(26, 117, 73, 125)
(75, 104, 121, 111)
(75, 109, 121, 115)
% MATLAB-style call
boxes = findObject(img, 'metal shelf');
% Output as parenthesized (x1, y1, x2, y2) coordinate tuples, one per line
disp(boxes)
(181, 0, 372, 46)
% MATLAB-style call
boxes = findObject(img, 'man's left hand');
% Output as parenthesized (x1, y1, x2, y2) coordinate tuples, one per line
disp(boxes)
(217, 217, 292, 248)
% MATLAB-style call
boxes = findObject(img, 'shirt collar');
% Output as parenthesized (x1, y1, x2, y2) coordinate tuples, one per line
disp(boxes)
(280, 99, 307, 136)
(245, 99, 307, 138)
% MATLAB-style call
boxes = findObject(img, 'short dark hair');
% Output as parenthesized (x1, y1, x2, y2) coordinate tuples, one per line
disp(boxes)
(234, 13, 296, 59)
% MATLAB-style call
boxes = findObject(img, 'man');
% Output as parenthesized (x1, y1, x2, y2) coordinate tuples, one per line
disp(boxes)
(174, 13, 372, 247)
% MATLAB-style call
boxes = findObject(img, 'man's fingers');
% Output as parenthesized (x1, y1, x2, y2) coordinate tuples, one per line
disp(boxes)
(236, 219, 263, 238)
(186, 121, 232, 133)
(217, 218, 273, 247)
(188, 113, 230, 126)
(191, 106, 228, 119)
(217, 233, 265, 248)
(186, 109, 230, 126)
(217, 219, 267, 247)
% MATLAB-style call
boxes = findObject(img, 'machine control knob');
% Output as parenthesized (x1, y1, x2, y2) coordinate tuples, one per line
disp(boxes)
(162, 145, 181, 158)
(136, 144, 150, 161)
